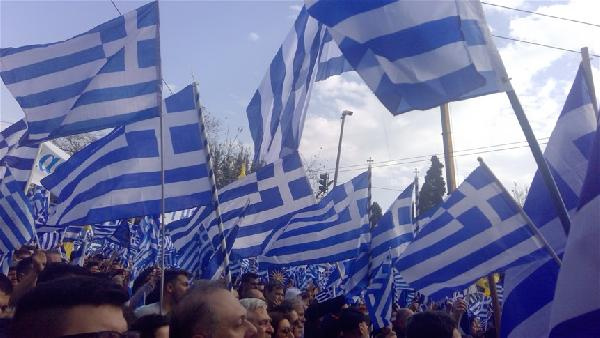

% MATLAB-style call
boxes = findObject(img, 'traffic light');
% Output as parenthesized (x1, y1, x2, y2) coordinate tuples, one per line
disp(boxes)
(318, 173, 331, 197)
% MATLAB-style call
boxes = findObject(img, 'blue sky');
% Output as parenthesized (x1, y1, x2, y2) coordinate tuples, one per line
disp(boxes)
(1, 0, 599, 210)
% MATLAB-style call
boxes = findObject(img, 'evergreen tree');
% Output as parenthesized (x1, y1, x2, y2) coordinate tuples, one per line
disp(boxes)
(418, 155, 446, 214)
(370, 201, 383, 227)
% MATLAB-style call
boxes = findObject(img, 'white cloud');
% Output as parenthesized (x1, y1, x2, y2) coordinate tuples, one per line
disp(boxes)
(248, 32, 260, 42)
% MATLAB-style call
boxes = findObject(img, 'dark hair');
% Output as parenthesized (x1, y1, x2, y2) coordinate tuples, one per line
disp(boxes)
(165, 268, 190, 286)
(0, 274, 13, 295)
(131, 314, 169, 338)
(269, 311, 288, 335)
(240, 272, 259, 284)
(169, 281, 225, 338)
(37, 263, 90, 283)
(265, 280, 284, 292)
(406, 311, 457, 338)
(339, 308, 368, 334)
(11, 276, 128, 338)
(15, 257, 33, 280)
(132, 266, 156, 295)
(272, 300, 294, 315)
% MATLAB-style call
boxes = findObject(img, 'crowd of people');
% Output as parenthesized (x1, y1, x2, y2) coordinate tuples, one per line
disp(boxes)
(0, 246, 494, 338)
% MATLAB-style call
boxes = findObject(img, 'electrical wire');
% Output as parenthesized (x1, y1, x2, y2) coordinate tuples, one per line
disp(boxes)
(491, 34, 600, 58)
(481, 1, 600, 28)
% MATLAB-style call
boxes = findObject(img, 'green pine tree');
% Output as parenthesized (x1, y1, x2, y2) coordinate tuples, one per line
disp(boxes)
(418, 155, 446, 214)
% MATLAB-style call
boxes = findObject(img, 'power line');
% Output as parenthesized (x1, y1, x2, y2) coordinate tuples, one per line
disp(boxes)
(110, 0, 122, 16)
(481, 1, 600, 28)
(333, 140, 549, 174)
(491, 34, 600, 58)
(330, 138, 549, 171)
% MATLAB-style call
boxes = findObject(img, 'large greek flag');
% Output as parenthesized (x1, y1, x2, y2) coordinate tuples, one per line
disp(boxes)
(0, 2, 161, 142)
(167, 206, 211, 276)
(0, 120, 38, 190)
(306, 0, 508, 114)
(41, 85, 213, 226)
(246, 6, 328, 164)
(201, 151, 315, 258)
(0, 167, 35, 252)
(396, 162, 547, 299)
(549, 120, 600, 337)
(258, 171, 370, 267)
(502, 64, 598, 338)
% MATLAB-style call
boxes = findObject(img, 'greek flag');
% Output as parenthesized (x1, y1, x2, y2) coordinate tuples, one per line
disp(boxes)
(366, 256, 394, 330)
(315, 30, 353, 81)
(201, 225, 239, 280)
(0, 167, 35, 252)
(246, 6, 328, 164)
(167, 206, 212, 276)
(0, 120, 39, 190)
(42, 85, 213, 226)
(0, 2, 161, 142)
(129, 216, 160, 286)
(306, 0, 508, 114)
(549, 118, 600, 338)
(395, 161, 547, 300)
(202, 151, 314, 258)
(501, 64, 598, 338)
(258, 171, 370, 267)
(39, 231, 61, 250)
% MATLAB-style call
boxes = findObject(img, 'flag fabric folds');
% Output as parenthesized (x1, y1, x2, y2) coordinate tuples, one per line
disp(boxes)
(246, 6, 328, 164)
(258, 171, 370, 267)
(0, 167, 35, 253)
(305, 0, 508, 114)
(366, 256, 394, 330)
(501, 64, 598, 338)
(0, 2, 161, 142)
(0, 119, 38, 190)
(395, 162, 547, 300)
(201, 151, 315, 258)
(167, 206, 212, 277)
(549, 117, 600, 338)
(41, 85, 213, 226)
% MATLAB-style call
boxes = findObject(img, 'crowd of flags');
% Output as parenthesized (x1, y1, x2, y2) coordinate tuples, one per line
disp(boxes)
(0, 0, 598, 336)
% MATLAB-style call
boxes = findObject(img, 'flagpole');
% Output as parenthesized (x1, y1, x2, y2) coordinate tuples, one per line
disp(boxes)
(440, 103, 457, 192)
(192, 82, 232, 289)
(413, 172, 420, 232)
(580, 47, 598, 114)
(505, 89, 571, 236)
(154, 0, 166, 314)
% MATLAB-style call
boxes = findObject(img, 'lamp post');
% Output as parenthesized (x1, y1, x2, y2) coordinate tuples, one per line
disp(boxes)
(333, 110, 353, 187)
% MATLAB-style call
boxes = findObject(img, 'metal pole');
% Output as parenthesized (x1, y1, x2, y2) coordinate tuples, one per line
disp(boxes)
(506, 89, 571, 235)
(192, 83, 232, 289)
(413, 173, 420, 232)
(333, 110, 353, 187)
(154, 0, 166, 315)
(580, 47, 598, 114)
(440, 103, 457, 192)
(367, 158, 373, 228)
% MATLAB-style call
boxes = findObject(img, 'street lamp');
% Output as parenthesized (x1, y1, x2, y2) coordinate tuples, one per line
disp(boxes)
(333, 110, 354, 187)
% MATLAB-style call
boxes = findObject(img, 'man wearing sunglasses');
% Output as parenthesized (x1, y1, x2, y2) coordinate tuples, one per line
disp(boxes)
(10, 275, 129, 338)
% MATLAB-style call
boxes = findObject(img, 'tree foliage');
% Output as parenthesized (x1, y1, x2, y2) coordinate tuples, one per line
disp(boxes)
(370, 201, 383, 227)
(418, 155, 446, 214)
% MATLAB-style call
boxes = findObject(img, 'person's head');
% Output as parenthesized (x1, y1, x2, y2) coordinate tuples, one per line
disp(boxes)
(170, 281, 257, 338)
(406, 311, 461, 338)
(239, 273, 261, 298)
(86, 261, 101, 273)
(246, 288, 266, 301)
(339, 308, 369, 338)
(131, 314, 170, 338)
(14, 248, 32, 261)
(37, 263, 90, 283)
(265, 281, 285, 308)
(393, 308, 413, 336)
(45, 249, 63, 263)
(288, 298, 305, 337)
(240, 298, 274, 338)
(0, 273, 13, 314)
(268, 312, 293, 338)
(11, 275, 129, 338)
(284, 288, 302, 302)
(15, 257, 33, 282)
(164, 269, 191, 304)
(273, 301, 301, 338)
(373, 327, 397, 338)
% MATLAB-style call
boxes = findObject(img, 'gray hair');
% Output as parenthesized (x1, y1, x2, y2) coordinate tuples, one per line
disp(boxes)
(240, 297, 268, 312)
